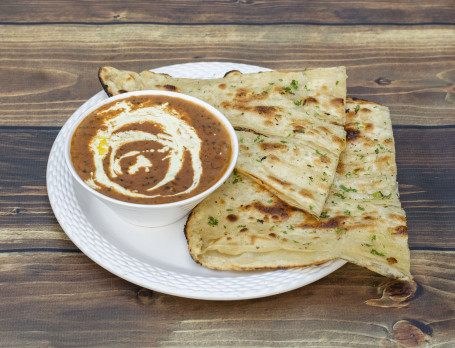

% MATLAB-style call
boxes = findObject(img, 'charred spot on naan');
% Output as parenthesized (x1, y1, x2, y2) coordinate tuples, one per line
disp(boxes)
(335, 161, 346, 175)
(332, 134, 346, 148)
(388, 213, 407, 223)
(298, 188, 315, 199)
(393, 225, 408, 236)
(387, 257, 398, 265)
(239, 199, 303, 223)
(234, 127, 264, 136)
(315, 151, 331, 165)
(98, 67, 115, 97)
(376, 154, 394, 170)
(226, 214, 238, 222)
(331, 98, 344, 107)
(296, 215, 348, 230)
(155, 84, 179, 92)
(223, 70, 242, 77)
(345, 126, 362, 142)
(260, 142, 287, 151)
(292, 125, 306, 134)
(220, 102, 281, 120)
(312, 125, 345, 148)
(304, 96, 319, 105)
(254, 106, 277, 116)
(268, 176, 292, 187)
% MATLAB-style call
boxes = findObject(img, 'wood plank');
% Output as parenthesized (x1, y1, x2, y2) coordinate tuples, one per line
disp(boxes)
(1, 250, 454, 346)
(0, 0, 454, 24)
(1, 127, 454, 250)
(0, 24, 454, 126)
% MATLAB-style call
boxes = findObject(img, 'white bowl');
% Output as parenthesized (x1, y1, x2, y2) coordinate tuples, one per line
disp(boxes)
(65, 90, 238, 227)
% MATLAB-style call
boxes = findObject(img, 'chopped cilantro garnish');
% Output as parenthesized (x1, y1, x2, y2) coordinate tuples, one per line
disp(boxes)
(290, 80, 298, 90)
(253, 135, 264, 143)
(335, 227, 347, 235)
(372, 191, 391, 199)
(340, 185, 357, 192)
(372, 191, 383, 199)
(208, 216, 218, 226)
(316, 149, 327, 157)
(334, 193, 345, 199)
(344, 210, 351, 216)
(355, 105, 360, 113)
(232, 170, 243, 184)
(357, 205, 365, 211)
(371, 249, 385, 257)
(320, 211, 330, 218)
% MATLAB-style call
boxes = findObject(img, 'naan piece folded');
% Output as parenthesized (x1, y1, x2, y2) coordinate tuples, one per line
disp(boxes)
(99, 66, 347, 216)
(185, 98, 411, 280)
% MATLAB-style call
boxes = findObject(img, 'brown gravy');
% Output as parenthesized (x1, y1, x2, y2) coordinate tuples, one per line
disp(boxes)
(71, 95, 232, 204)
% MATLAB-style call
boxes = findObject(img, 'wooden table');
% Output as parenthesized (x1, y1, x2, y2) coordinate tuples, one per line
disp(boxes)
(2, 1, 454, 346)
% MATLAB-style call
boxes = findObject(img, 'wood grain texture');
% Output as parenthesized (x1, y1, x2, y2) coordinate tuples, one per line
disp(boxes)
(1, 0, 454, 24)
(1, 24, 454, 127)
(1, 128, 454, 251)
(1, 1, 455, 346)
(1, 251, 454, 347)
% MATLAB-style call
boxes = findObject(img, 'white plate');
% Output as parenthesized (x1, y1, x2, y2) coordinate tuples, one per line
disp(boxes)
(47, 62, 346, 300)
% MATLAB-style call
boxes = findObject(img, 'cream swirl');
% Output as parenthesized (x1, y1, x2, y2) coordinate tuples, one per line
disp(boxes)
(86, 100, 203, 199)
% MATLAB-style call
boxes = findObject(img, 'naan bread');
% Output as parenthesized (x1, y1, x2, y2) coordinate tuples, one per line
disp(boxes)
(99, 66, 347, 216)
(185, 98, 411, 280)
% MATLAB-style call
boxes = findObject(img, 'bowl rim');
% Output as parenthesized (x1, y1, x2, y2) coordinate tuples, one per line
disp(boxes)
(64, 90, 239, 209)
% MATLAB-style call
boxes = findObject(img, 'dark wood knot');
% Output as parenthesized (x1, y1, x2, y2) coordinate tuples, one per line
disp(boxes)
(137, 288, 154, 304)
(365, 278, 417, 308)
(10, 207, 22, 215)
(393, 320, 431, 347)
(375, 77, 392, 85)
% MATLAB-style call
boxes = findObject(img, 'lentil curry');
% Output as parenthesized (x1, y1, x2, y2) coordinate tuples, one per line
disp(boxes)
(71, 95, 232, 204)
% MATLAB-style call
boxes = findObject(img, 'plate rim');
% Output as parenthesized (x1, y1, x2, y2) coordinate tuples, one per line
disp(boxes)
(46, 61, 347, 300)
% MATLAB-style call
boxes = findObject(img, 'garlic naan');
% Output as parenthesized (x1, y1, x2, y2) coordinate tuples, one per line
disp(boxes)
(185, 98, 411, 280)
(99, 66, 347, 216)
